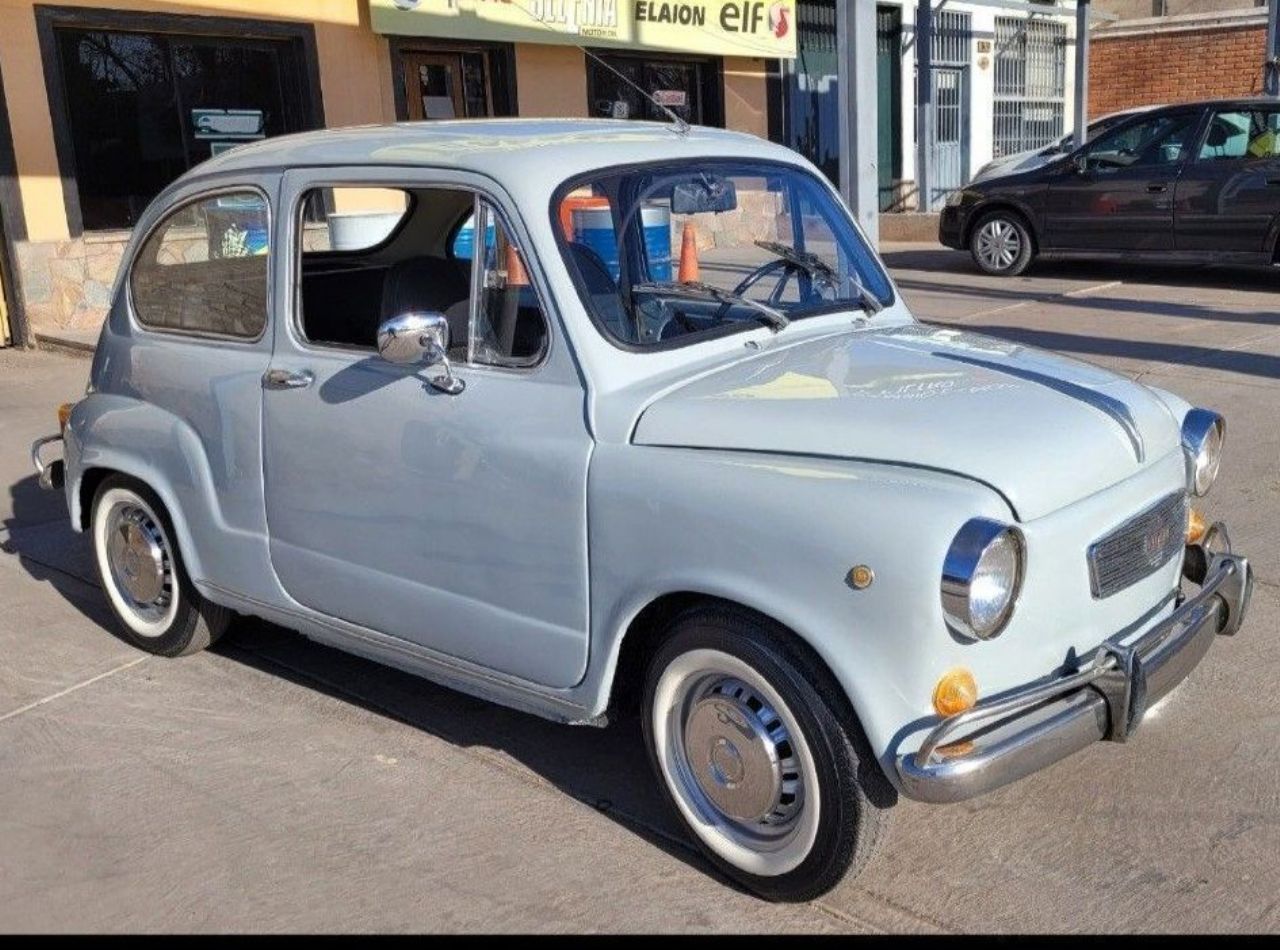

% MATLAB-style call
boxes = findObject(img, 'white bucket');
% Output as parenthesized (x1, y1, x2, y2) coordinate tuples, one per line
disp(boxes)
(327, 212, 404, 251)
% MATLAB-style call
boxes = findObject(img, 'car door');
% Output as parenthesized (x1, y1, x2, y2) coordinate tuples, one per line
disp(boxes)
(1043, 109, 1203, 251)
(1174, 106, 1280, 254)
(261, 167, 592, 689)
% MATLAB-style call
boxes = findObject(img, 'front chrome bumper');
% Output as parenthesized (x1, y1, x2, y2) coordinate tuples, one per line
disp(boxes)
(31, 434, 65, 491)
(896, 538, 1253, 804)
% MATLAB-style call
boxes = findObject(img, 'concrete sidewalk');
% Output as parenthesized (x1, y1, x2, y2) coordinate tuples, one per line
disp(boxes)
(2, 250, 1279, 932)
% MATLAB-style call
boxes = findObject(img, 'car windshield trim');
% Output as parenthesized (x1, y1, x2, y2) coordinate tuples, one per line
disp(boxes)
(550, 158, 895, 354)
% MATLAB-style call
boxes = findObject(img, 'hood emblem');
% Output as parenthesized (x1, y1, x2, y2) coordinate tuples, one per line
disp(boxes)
(932, 351, 1145, 463)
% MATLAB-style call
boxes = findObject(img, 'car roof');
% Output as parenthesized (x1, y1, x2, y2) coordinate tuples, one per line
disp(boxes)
(191, 118, 807, 190)
(1151, 97, 1280, 112)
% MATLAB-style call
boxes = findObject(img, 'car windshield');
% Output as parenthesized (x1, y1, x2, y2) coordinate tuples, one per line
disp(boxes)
(555, 160, 894, 349)
(1051, 112, 1134, 153)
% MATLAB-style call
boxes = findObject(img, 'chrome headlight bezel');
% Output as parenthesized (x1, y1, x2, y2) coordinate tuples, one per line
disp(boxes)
(941, 519, 1026, 642)
(1181, 408, 1225, 497)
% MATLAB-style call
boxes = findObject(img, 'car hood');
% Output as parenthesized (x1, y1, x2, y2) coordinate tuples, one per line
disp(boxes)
(972, 148, 1054, 182)
(632, 324, 1182, 520)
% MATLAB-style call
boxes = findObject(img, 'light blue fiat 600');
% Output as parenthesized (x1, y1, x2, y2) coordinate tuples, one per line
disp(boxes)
(32, 120, 1252, 901)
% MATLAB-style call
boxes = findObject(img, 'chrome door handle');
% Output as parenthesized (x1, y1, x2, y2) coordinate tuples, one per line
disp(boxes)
(262, 368, 314, 390)
(1146, 182, 1168, 193)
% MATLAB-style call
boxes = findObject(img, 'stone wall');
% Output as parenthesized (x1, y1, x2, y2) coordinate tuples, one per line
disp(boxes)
(15, 235, 130, 334)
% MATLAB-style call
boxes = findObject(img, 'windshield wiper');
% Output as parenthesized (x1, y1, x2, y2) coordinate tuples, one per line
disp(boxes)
(753, 240, 885, 316)
(632, 280, 790, 332)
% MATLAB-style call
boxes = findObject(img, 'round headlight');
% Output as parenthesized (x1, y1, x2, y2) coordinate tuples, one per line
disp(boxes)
(1181, 409, 1225, 497)
(941, 519, 1025, 641)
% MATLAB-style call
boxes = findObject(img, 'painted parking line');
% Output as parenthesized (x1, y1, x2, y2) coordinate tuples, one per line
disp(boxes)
(0, 655, 147, 725)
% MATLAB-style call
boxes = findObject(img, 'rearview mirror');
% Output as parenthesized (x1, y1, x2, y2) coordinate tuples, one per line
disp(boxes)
(672, 178, 738, 215)
(376, 311, 465, 395)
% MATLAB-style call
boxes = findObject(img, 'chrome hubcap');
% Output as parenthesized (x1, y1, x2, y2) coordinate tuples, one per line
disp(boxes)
(667, 671, 806, 844)
(684, 685, 795, 824)
(976, 219, 1021, 270)
(105, 504, 172, 621)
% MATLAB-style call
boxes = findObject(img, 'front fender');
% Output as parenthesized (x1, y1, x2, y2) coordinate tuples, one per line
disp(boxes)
(582, 444, 1014, 780)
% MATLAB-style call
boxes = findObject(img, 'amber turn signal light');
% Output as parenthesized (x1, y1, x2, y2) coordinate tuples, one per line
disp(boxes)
(932, 668, 978, 718)
(1186, 506, 1207, 545)
(57, 402, 74, 435)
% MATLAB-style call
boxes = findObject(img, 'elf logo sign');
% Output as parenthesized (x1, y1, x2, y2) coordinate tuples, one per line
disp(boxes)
(718, 1, 790, 38)
(634, 2, 792, 41)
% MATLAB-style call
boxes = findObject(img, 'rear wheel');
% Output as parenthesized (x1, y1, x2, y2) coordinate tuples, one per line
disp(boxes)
(641, 605, 893, 902)
(91, 475, 230, 657)
(970, 210, 1034, 276)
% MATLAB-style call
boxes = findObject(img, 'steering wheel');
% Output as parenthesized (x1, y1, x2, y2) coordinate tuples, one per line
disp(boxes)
(736, 258, 804, 305)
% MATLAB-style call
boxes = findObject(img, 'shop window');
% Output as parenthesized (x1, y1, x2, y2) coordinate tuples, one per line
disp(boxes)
(52, 25, 315, 231)
(130, 190, 269, 339)
(586, 52, 722, 127)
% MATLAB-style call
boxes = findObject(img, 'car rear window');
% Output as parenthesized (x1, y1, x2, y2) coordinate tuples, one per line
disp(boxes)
(130, 190, 269, 339)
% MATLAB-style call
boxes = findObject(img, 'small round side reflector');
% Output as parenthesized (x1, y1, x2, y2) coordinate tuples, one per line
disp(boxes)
(57, 402, 74, 435)
(933, 668, 978, 718)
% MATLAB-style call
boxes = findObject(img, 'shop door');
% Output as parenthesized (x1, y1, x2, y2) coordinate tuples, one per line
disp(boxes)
(931, 67, 967, 209)
(403, 52, 492, 120)
(919, 9, 971, 210)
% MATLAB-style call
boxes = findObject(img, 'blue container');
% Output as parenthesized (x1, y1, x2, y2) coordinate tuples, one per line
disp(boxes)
(243, 224, 269, 256)
(452, 217, 497, 260)
(572, 205, 672, 282)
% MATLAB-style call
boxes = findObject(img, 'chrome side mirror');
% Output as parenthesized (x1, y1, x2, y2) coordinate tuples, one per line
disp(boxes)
(376, 311, 465, 395)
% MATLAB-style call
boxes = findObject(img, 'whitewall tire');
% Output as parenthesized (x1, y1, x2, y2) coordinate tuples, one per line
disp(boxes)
(641, 605, 894, 902)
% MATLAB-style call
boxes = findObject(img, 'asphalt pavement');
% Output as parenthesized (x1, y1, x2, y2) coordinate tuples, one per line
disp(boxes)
(1, 246, 1277, 932)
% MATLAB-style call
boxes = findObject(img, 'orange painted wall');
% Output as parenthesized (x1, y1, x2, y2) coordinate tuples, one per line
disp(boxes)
(0, 0, 770, 241)
(0, 0, 395, 241)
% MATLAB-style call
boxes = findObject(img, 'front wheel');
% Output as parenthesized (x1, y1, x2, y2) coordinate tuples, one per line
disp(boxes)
(969, 211, 1035, 276)
(641, 605, 893, 902)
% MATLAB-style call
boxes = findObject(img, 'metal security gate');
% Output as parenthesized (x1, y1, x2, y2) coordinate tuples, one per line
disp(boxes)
(918, 10, 971, 210)
(932, 67, 965, 210)
(876, 5, 902, 211)
(993, 16, 1067, 159)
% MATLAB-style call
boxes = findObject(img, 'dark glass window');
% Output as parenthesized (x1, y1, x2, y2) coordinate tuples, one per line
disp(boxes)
(586, 52, 722, 127)
(55, 27, 314, 231)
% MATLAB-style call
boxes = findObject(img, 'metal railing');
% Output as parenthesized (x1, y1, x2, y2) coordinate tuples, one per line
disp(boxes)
(993, 16, 1067, 158)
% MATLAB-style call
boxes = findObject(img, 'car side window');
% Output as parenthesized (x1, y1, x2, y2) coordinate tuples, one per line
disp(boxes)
(1083, 113, 1199, 171)
(467, 199, 548, 368)
(294, 185, 547, 367)
(130, 190, 269, 338)
(1198, 110, 1280, 162)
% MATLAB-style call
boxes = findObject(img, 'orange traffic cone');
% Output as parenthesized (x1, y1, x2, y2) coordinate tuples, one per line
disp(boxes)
(677, 222, 700, 283)
(504, 243, 529, 286)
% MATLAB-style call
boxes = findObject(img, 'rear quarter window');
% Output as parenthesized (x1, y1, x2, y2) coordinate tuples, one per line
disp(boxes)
(129, 190, 270, 339)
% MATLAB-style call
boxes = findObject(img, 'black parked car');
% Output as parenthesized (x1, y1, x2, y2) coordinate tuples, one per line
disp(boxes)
(940, 98, 1280, 276)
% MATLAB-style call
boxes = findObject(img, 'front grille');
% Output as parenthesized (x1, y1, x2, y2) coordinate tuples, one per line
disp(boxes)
(1087, 492, 1187, 599)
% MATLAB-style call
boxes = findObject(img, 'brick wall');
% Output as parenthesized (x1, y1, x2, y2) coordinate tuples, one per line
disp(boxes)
(1090, 21, 1265, 116)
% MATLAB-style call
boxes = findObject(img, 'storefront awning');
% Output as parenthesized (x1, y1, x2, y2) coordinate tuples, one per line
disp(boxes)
(370, 1, 797, 59)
